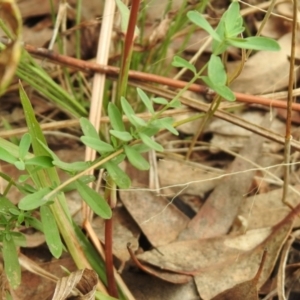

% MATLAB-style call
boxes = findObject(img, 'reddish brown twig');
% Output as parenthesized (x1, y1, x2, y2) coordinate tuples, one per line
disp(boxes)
(18, 42, 300, 112)
(104, 209, 118, 297)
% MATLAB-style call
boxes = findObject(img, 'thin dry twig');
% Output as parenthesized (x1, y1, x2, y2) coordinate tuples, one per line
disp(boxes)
(10, 41, 300, 112)
(281, 0, 297, 208)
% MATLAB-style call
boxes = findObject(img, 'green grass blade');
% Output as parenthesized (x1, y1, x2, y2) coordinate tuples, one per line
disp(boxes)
(40, 205, 63, 258)
(3, 233, 21, 289)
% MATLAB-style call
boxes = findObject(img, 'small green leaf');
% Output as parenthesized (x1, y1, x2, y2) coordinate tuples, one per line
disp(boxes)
(169, 99, 181, 108)
(62, 175, 95, 192)
(37, 139, 60, 159)
(104, 161, 131, 189)
(154, 118, 179, 135)
(130, 143, 151, 153)
(38, 140, 90, 172)
(224, 2, 243, 37)
(81, 136, 114, 153)
(109, 130, 133, 142)
(26, 216, 43, 232)
(76, 180, 112, 219)
(108, 103, 125, 131)
(80, 118, 99, 139)
(187, 11, 221, 42)
(0, 147, 18, 164)
(18, 187, 52, 210)
(18, 174, 30, 182)
(207, 55, 227, 86)
(14, 160, 25, 170)
(212, 40, 228, 55)
(226, 27, 245, 38)
(19, 84, 51, 156)
(111, 135, 118, 148)
(212, 85, 236, 101)
(17, 212, 24, 224)
(172, 56, 196, 74)
(131, 115, 147, 127)
(115, 0, 139, 36)
(141, 126, 160, 137)
(124, 145, 150, 170)
(152, 97, 168, 105)
(229, 36, 281, 51)
(212, 20, 227, 55)
(0, 195, 17, 214)
(24, 156, 53, 168)
(121, 97, 138, 127)
(111, 153, 126, 165)
(137, 88, 154, 114)
(41, 205, 62, 258)
(202, 77, 236, 101)
(19, 133, 31, 160)
(132, 143, 151, 153)
(19, 183, 36, 193)
(9, 208, 21, 216)
(139, 133, 164, 152)
(3, 233, 21, 289)
(10, 232, 26, 247)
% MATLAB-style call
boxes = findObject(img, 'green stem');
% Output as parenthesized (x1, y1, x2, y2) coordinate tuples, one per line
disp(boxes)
(154, 62, 208, 120)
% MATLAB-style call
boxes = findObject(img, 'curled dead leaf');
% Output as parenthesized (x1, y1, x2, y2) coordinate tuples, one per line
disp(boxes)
(51, 269, 98, 300)
(0, 0, 22, 96)
(136, 204, 298, 299)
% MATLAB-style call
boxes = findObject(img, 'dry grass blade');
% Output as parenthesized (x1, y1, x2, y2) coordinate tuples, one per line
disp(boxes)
(281, 0, 298, 210)
(51, 269, 98, 300)
(83, 0, 116, 221)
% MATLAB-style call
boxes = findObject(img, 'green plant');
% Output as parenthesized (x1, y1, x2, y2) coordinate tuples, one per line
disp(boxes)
(0, 83, 178, 293)
(172, 1, 280, 102)
(170, 1, 280, 159)
(0, 0, 281, 298)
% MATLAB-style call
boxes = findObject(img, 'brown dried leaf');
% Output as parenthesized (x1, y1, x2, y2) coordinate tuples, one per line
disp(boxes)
(51, 269, 98, 300)
(122, 267, 198, 300)
(119, 189, 189, 247)
(128, 244, 191, 284)
(254, 15, 290, 39)
(211, 279, 258, 300)
(147, 17, 171, 48)
(210, 250, 267, 300)
(15, 255, 77, 300)
(17, 0, 60, 18)
(158, 159, 220, 198)
(179, 115, 271, 240)
(235, 185, 300, 231)
(136, 206, 296, 299)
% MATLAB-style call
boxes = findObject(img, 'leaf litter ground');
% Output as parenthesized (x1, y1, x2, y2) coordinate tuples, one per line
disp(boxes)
(1, 0, 300, 299)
